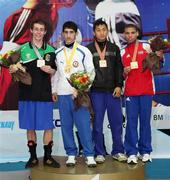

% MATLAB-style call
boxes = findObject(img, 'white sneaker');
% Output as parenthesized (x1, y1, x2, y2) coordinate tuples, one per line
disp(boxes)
(86, 156, 97, 167)
(140, 154, 152, 163)
(95, 155, 105, 164)
(127, 155, 138, 164)
(66, 156, 76, 167)
(112, 153, 127, 162)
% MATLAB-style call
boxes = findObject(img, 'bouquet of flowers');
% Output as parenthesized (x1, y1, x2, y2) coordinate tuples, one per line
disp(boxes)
(68, 71, 94, 116)
(164, 38, 170, 49)
(0, 41, 32, 85)
(142, 36, 170, 74)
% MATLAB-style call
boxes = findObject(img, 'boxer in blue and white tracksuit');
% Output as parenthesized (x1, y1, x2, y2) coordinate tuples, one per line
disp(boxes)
(52, 21, 96, 167)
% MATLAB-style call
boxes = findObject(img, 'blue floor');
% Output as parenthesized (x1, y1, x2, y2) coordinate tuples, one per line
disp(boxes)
(0, 159, 170, 179)
(145, 159, 170, 179)
(0, 161, 26, 172)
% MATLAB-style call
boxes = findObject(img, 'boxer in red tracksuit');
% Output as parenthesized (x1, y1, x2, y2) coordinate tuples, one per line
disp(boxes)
(121, 24, 163, 164)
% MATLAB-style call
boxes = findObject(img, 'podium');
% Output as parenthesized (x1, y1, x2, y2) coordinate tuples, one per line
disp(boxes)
(30, 156, 145, 180)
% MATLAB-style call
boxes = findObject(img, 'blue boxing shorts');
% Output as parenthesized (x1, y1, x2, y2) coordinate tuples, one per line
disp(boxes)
(19, 101, 55, 130)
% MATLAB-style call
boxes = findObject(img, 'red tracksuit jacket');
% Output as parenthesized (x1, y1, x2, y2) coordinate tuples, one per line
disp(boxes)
(121, 41, 155, 96)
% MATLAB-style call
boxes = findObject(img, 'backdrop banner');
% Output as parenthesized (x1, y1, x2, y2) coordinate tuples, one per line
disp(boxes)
(0, 108, 170, 163)
(0, 0, 170, 163)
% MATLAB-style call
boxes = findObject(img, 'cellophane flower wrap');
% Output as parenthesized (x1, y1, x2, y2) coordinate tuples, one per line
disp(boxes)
(69, 71, 92, 91)
(0, 41, 20, 67)
(68, 71, 94, 116)
(0, 41, 32, 85)
(142, 36, 170, 74)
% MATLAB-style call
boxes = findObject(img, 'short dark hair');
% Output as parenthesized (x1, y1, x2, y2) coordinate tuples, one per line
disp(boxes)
(93, 18, 108, 31)
(124, 24, 139, 32)
(30, 19, 52, 43)
(62, 21, 78, 33)
(30, 19, 47, 31)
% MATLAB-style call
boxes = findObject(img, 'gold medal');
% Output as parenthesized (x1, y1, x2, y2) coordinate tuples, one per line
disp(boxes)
(64, 42, 78, 74)
(64, 65, 71, 73)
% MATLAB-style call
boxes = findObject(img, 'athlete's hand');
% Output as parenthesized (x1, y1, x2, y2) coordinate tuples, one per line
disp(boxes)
(156, 50, 163, 60)
(52, 93, 58, 102)
(72, 88, 78, 98)
(113, 87, 121, 97)
(40, 65, 55, 75)
(124, 66, 131, 75)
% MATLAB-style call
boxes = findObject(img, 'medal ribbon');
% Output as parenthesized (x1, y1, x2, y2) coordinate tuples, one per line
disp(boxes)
(32, 43, 44, 60)
(131, 40, 139, 62)
(95, 41, 106, 60)
(64, 42, 78, 67)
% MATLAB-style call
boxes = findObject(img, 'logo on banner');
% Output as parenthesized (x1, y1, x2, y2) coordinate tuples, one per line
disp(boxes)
(53, 119, 61, 127)
(0, 121, 15, 130)
(152, 106, 170, 137)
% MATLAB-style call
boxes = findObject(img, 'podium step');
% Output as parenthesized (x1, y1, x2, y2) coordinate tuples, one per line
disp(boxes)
(30, 156, 145, 180)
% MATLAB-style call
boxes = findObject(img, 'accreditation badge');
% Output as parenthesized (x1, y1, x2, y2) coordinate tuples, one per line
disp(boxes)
(37, 59, 45, 67)
(99, 59, 107, 68)
(64, 65, 71, 73)
(130, 61, 138, 69)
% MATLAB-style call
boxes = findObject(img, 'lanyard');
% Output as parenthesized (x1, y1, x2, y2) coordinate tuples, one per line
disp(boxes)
(32, 43, 43, 60)
(129, 40, 139, 62)
(95, 41, 106, 60)
(64, 42, 78, 66)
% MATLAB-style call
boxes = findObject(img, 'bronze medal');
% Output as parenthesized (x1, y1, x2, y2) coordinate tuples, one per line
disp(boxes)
(95, 41, 107, 68)
(99, 59, 107, 67)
